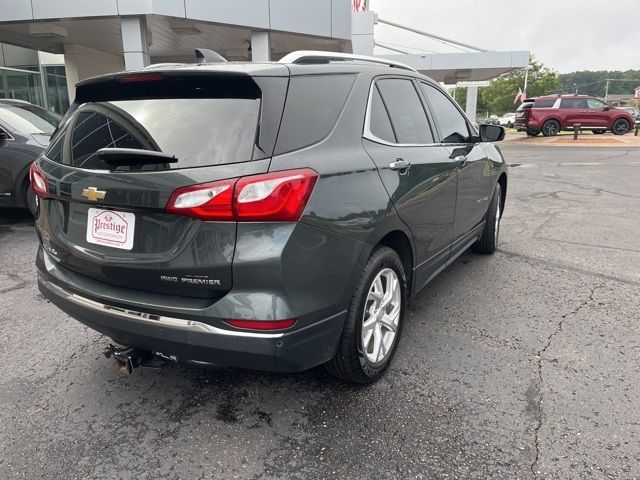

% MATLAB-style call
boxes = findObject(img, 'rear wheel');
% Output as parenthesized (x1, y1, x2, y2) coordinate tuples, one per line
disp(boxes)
(612, 118, 630, 135)
(541, 119, 560, 137)
(326, 246, 406, 384)
(472, 183, 501, 255)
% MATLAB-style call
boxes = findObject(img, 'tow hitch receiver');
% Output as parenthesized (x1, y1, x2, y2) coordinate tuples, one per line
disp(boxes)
(103, 344, 155, 374)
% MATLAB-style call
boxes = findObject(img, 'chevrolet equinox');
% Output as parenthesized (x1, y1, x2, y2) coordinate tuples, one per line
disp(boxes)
(33, 51, 507, 383)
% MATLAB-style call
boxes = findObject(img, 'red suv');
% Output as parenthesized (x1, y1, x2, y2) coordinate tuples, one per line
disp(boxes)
(515, 95, 635, 137)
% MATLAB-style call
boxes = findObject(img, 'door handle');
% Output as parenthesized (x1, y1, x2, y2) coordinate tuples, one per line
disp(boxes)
(389, 159, 411, 172)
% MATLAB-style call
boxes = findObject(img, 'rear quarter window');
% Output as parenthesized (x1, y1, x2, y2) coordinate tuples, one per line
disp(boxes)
(274, 74, 356, 155)
(533, 99, 557, 108)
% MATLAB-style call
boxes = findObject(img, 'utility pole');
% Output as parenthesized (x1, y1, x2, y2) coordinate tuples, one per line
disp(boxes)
(523, 66, 530, 99)
(604, 79, 610, 103)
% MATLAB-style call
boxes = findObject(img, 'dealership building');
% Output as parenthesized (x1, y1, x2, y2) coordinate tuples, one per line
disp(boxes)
(0, 0, 528, 120)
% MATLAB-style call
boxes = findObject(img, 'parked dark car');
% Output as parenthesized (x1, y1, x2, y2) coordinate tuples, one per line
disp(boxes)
(0, 99, 61, 214)
(33, 51, 507, 384)
(619, 106, 640, 128)
(515, 94, 635, 136)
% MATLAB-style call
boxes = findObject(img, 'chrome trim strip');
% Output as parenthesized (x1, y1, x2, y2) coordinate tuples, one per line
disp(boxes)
(39, 277, 285, 339)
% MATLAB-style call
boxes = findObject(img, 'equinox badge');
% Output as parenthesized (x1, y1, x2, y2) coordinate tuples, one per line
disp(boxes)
(82, 187, 106, 201)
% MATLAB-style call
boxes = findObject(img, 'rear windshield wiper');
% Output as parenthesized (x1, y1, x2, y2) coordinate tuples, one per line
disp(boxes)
(95, 148, 178, 166)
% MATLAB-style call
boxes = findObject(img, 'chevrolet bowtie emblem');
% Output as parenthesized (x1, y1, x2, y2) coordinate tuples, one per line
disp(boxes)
(82, 187, 106, 202)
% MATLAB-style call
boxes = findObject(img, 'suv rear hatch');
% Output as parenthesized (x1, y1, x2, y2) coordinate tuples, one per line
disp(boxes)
(35, 69, 288, 299)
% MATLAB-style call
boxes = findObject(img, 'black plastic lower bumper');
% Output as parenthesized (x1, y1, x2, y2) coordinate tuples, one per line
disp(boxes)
(38, 274, 345, 373)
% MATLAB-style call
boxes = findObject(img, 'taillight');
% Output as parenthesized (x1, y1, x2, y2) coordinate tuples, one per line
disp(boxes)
(166, 179, 236, 220)
(224, 319, 296, 331)
(29, 162, 48, 197)
(234, 169, 317, 221)
(165, 169, 318, 222)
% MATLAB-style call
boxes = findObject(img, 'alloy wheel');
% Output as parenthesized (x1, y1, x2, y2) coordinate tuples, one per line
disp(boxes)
(361, 268, 401, 364)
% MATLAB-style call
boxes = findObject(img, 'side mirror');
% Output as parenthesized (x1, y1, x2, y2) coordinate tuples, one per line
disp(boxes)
(604, 106, 611, 111)
(479, 124, 505, 142)
(0, 130, 9, 142)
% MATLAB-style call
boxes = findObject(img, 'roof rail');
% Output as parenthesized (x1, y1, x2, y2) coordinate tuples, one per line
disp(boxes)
(279, 50, 418, 73)
(145, 63, 186, 70)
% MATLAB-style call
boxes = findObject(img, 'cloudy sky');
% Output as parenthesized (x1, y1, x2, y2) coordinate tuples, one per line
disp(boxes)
(370, 0, 639, 73)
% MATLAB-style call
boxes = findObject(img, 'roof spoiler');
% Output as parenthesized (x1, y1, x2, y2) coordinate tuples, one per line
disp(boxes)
(195, 48, 227, 64)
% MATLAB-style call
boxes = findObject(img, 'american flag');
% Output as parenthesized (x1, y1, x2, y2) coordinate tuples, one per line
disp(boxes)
(353, 0, 367, 12)
(513, 88, 526, 104)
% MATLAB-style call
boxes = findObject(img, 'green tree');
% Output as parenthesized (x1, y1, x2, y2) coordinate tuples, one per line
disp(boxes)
(451, 56, 559, 117)
(479, 57, 558, 115)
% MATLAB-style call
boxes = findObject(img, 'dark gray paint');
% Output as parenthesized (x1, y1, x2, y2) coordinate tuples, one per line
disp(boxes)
(35, 63, 507, 372)
(0, 101, 51, 209)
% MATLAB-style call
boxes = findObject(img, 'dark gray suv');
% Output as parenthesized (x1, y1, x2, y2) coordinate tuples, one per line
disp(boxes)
(0, 99, 61, 214)
(34, 52, 507, 383)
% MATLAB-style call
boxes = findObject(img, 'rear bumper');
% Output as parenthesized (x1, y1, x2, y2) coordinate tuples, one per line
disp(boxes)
(38, 274, 346, 372)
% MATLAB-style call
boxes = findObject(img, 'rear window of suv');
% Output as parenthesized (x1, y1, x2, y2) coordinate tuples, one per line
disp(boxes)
(45, 74, 270, 170)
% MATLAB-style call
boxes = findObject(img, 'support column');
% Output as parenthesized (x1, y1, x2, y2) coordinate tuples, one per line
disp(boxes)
(251, 31, 271, 62)
(351, 11, 376, 55)
(121, 16, 150, 70)
(63, 45, 126, 102)
(465, 86, 478, 123)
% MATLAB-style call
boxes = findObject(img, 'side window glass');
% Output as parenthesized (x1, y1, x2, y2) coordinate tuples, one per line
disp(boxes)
(420, 83, 470, 144)
(275, 74, 356, 154)
(587, 99, 605, 109)
(369, 85, 396, 143)
(376, 78, 433, 144)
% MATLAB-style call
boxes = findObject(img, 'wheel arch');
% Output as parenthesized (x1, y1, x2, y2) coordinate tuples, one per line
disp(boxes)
(612, 115, 632, 127)
(377, 230, 414, 293)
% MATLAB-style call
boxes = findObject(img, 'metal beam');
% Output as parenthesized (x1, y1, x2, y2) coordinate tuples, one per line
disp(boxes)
(377, 18, 487, 53)
(374, 42, 410, 54)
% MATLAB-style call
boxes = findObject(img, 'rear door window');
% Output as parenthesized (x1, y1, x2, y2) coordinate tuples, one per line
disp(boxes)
(560, 98, 588, 109)
(368, 85, 396, 143)
(376, 78, 433, 144)
(420, 83, 470, 143)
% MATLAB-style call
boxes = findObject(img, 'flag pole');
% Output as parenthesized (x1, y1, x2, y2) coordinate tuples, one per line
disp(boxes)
(523, 65, 531, 98)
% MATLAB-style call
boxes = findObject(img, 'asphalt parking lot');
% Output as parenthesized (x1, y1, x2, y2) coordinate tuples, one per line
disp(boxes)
(1, 144, 639, 479)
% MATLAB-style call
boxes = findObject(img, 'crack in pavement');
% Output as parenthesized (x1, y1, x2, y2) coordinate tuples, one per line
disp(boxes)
(497, 249, 640, 288)
(529, 282, 606, 479)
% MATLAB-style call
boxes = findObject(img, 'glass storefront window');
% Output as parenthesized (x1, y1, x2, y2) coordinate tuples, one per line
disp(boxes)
(0, 67, 44, 107)
(43, 65, 69, 115)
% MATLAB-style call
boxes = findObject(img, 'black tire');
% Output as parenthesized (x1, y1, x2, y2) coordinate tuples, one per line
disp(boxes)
(593, 129, 606, 135)
(541, 119, 560, 137)
(23, 180, 38, 217)
(526, 129, 540, 137)
(471, 183, 502, 255)
(612, 118, 630, 136)
(326, 246, 407, 384)
(507, 122, 513, 128)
